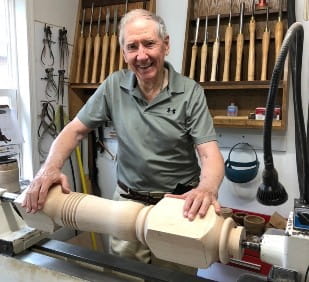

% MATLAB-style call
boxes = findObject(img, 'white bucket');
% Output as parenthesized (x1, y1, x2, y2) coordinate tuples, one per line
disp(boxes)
(0, 160, 20, 193)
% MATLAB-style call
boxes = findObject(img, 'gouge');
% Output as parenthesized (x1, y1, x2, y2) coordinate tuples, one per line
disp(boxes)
(91, 7, 102, 83)
(200, 16, 208, 82)
(99, 8, 110, 82)
(210, 14, 220, 82)
(119, 0, 128, 70)
(189, 17, 200, 80)
(83, 3, 94, 83)
(75, 8, 85, 83)
(222, 0, 233, 82)
(248, 0, 256, 81)
(109, 8, 118, 75)
(275, 0, 283, 59)
(261, 7, 270, 81)
(235, 2, 244, 81)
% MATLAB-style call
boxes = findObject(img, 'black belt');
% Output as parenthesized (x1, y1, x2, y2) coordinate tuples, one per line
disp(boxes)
(117, 181, 195, 205)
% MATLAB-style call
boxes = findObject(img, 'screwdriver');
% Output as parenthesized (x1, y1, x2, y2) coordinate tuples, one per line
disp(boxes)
(99, 8, 110, 82)
(248, 0, 256, 81)
(83, 3, 94, 83)
(200, 16, 208, 82)
(210, 14, 220, 82)
(109, 8, 118, 75)
(222, 0, 233, 82)
(91, 7, 102, 83)
(275, 0, 283, 59)
(261, 7, 270, 81)
(235, 2, 244, 81)
(119, 0, 128, 70)
(75, 8, 85, 83)
(189, 17, 200, 80)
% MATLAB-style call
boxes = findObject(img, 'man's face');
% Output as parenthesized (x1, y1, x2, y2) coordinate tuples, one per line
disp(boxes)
(122, 18, 169, 83)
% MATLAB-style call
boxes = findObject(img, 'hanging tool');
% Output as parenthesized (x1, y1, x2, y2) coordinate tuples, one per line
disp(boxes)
(222, 0, 233, 82)
(143, 0, 147, 9)
(235, 2, 245, 81)
(261, 7, 270, 81)
(91, 7, 102, 83)
(109, 8, 118, 75)
(248, 0, 256, 81)
(83, 3, 94, 83)
(199, 16, 208, 82)
(40, 24, 55, 66)
(256, 0, 268, 9)
(189, 17, 200, 80)
(57, 70, 67, 104)
(99, 8, 110, 82)
(58, 27, 69, 69)
(41, 68, 57, 98)
(210, 14, 220, 82)
(75, 9, 85, 83)
(275, 0, 283, 59)
(118, 0, 129, 70)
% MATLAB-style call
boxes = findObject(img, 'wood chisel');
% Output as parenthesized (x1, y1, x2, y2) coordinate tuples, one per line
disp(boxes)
(83, 2, 94, 83)
(200, 16, 208, 82)
(189, 17, 200, 80)
(91, 6, 102, 83)
(235, 2, 244, 81)
(275, 0, 283, 59)
(261, 7, 270, 81)
(109, 8, 118, 75)
(119, 0, 128, 70)
(75, 8, 85, 83)
(222, 0, 233, 82)
(248, 0, 256, 81)
(99, 8, 110, 82)
(210, 14, 220, 82)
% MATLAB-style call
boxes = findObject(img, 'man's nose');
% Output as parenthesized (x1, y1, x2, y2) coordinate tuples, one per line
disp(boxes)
(136, 46, 147, 59)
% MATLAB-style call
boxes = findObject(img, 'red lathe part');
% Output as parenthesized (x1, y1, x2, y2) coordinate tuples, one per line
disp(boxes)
(256, 0, 268, 8)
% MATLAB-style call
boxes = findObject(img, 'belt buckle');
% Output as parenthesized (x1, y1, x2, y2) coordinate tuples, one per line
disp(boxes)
(137, 190, 165, 199)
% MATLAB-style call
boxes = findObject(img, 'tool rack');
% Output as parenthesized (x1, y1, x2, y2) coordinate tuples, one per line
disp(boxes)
(182, 0, 289, 130)
(68, 0, 156, 119)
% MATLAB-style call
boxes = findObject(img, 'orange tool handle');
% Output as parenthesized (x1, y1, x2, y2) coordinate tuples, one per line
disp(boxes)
(189, 44, 198, 80)
(91, 34, 101, 83)
(222, 24, 233, 82)
(119, 47, 125, 70)
(99, 33, 109, 82)
(275, 20, 283, 59)
(235, 33, 244, 81)
(261, 30, 270, 81)
(75, 36, 85, 83)
(199, 42, 208, 82)
(83, 36, 93, 83)
(210, 40, 220, 82)
(247, 19, 256, 81)
(109, 33, 117, 75)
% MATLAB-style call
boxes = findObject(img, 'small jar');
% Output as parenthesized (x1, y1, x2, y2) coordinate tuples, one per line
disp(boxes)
(227, 103, 238, 116)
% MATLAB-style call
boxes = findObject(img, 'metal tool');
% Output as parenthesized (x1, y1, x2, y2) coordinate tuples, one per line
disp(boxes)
(210, 14, 220, 81)
(275, 0, 283, 59)
(99, 8, 110, 82)
(199, 16, 208, 82)
(58, 27, 69, 69)
(83, 2, 94, 83)
(222, 0, 233, 82)
(118, 0, 129, 70)
(40, 24, 55, 66)
(41, 68, 57, 97)
(109, 8, 118, 75)
(235, 2, 245, 81)
(189, 17, 200, 80)
(75, 8, 85, 83)
(248, 0, 256, 81)
(261, 7, 270, 80)
(91, 6, 102, 83)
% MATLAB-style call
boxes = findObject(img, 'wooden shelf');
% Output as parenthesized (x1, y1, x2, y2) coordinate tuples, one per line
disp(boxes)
(200, 80, 284, 90)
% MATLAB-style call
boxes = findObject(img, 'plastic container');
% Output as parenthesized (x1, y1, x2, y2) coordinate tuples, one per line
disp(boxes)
(227, 103, 238, 116)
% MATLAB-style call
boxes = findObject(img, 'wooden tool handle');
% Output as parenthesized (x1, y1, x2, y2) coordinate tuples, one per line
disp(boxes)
(189, 44, 198, 79)
(235, 33, 244, 81)
(109, 34, 117, 75)
(83, 36, 93, 83)
(210, 40, 220, 82)
(119, 47, 124, 70)
(261, 31, 270, 81)
(75, 36, 85, 83)
(247, 19, 256, 81)
(222, 25, 233, 82)
(99, 33, 109, 82)
(91, 34, 101, 83)
(275, 21, 283, 59)
(199, 43, 208, 82)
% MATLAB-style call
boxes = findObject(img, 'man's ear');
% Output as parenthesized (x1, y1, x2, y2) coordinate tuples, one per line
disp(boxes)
(164, 35, 170, 56)
(122, 48, 128, 63)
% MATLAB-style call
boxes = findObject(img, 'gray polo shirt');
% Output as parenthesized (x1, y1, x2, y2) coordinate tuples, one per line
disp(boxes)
(77, 62, 216, 192)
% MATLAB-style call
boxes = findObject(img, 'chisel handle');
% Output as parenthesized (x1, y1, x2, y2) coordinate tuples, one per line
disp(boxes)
(83, 36, 93, 83)
(222, 25, 233, 82)
(189, 44, 198, 80)
(261, 30, 270, 81)
(91, 34, 101, 83)
(119, 47, 124, 70)
(109, 33, 117, 75)
(247, 19, 256, 81)
(210, 40, 220, 82)
(99, 33, 109, 82)
(235, 33, 244, 81)
(75, 36, 85, 83)
(200, 42, 208, 82)
(275, 20, 283, 59)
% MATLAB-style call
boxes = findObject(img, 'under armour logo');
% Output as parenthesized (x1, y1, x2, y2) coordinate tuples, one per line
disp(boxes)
(167, 107, 176, 114)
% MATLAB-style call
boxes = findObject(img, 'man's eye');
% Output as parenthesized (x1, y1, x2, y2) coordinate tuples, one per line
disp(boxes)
(145, 41, 155, 48)
(126, 44, 137, 51)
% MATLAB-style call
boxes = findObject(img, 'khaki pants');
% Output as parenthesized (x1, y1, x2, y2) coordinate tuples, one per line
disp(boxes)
(110, 185, 197, 276)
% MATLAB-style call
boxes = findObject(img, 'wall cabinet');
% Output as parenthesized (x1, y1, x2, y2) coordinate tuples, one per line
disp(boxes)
(182, 0, 289, 130)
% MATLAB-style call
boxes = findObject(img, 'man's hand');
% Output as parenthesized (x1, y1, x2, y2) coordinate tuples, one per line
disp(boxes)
(165, 187, 221, 221)
(21, 167, 71, 213)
